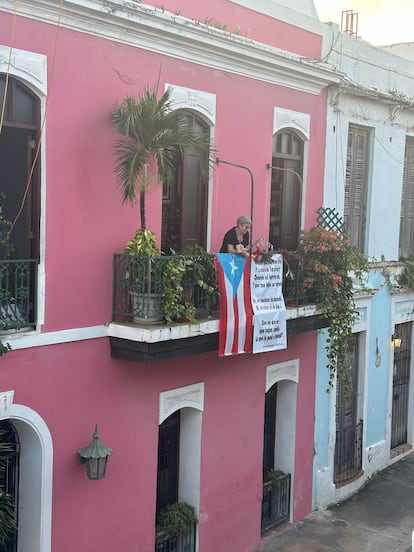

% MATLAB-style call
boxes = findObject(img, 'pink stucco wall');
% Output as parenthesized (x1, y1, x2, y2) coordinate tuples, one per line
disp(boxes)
(0, 12, 327, 334)
(0, 5, 324, 551)
(0, 331, 316, 552)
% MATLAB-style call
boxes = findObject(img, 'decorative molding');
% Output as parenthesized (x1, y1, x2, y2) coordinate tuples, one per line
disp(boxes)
(6, 325, 107, 350)
(0, 45, 47, 95)
(354, 307, 367, 323)
(394, 300, 414, 323)
(0, 390, 14, 418)
(166, 83, 216, 124)
(266, 359, 299, 391)
(1, 0, 339, 94)
(159, 382, 204, 424)
(0, 401, 53, 552)
(273, 107, 311, 138)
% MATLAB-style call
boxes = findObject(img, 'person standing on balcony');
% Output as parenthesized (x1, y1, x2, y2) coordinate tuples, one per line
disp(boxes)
(220, 215, 251, 256)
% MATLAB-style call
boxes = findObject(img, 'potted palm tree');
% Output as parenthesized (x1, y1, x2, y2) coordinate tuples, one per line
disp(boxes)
(112, 85, 212, 323)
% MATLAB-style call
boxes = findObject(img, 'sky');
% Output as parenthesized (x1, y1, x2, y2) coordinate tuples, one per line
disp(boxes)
(313, 0, 414, 45)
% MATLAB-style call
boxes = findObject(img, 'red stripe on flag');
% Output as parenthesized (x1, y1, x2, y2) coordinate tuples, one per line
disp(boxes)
(215, 256, 228, 356)
(232, 294, 239, 354)
(214, 254, 253, 356)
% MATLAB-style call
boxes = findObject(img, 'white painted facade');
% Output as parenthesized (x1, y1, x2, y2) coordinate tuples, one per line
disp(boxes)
(323, 31, 414, 261)
(315, 28, 414, 510)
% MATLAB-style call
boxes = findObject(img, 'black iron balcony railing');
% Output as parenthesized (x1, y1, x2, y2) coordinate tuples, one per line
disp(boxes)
(155, 522, 196, 552)
(261, 472, 291, 533)
(112, 253, 315, 325)
(112, 253, 219, 324)
(0, 259, 37, 331)
(334, 419, 363, 485)
(282, 256, 316, 306)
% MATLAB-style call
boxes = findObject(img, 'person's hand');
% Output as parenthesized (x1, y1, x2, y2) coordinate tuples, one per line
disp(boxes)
(235, 244, 249, 256)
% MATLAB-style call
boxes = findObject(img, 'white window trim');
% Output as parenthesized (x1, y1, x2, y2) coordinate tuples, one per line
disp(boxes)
(272, 107, 310, 244)
(0, 45, 47, 329)
(266, 358, 299, 392)
(265, 360, 298, 522)
(0, 390, 53, 552)
(159, 382, 204, 550)
(159, 382, 205, 425)
(165, 83, 216, 251)
(273, 107, 310, 139)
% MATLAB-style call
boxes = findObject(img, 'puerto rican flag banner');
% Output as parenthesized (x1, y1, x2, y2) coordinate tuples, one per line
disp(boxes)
(214, 253, 253, 356)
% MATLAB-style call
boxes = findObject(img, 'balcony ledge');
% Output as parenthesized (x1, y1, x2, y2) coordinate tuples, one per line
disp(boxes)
(109, 305, 328, 363)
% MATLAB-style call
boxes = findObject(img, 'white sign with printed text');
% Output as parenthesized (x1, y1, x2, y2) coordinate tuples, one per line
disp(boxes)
(251, 254, 287, 353)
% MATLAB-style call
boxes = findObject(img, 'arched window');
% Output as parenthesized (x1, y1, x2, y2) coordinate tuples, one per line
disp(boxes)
(0, 419, 20, 552)
(269, 130, 304, 250)
(0, 75, 40, 329)
(0, 75, 40, 260)
(161, 113, 210, 253)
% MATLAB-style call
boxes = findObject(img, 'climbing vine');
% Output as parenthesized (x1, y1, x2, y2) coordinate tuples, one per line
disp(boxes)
(298, 227, 367, 391)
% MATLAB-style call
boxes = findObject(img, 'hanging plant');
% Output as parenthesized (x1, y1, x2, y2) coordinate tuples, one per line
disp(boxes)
(162, 255, 196, 324)
(298, 226, 367, 391)
(399, 255, 414, 289)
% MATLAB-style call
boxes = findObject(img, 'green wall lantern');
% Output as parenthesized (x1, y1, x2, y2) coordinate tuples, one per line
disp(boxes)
(79, 425, 112, 480)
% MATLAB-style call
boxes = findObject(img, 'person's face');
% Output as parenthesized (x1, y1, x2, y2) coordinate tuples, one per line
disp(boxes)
(238, 223, 251, 235)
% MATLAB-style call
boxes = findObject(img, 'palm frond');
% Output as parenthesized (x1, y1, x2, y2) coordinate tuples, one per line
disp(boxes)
(112, 85, 213, 228)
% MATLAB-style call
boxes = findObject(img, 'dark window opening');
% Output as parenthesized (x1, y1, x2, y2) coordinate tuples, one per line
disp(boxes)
(0, 74, 40, 261)
(156, 411, 180, 517)
(0, 75, 40, 329)
(161, 114, 209, 253)
(0, 419, 20, 552)
(391, 322, 412, 449)
(269, 130, 303, 251)
(334, 335, 363, 484)
(263, 385, 277, 475)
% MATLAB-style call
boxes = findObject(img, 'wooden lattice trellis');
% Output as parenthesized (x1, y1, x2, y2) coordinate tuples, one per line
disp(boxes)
(316, 207, 345, 233)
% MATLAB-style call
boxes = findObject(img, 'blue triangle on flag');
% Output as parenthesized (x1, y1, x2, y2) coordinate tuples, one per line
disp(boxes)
(216, 253, 246, 299)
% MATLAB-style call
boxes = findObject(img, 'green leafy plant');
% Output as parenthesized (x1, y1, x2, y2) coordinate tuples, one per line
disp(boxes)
(298, 226, 367, 391)
(123, 228, 160, 256)
(264, 469, 287, 489)
(162, 246, 218, 324)
(121, 228, 165, 323)
(157, 501, 197, 536)
(123, 228, 162, 291)
(182, 245, 219, 313)
(0, 341, 11, 356)
(163, 256, 196, 324)
(399, 256, 414, 289)
(0, 193, 13, 260)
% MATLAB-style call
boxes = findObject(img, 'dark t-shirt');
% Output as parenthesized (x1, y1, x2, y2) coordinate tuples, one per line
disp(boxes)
(220, 227, 249, 253)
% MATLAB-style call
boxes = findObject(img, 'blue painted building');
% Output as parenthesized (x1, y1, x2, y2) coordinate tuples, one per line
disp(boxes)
(314, 25, 414, 508)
